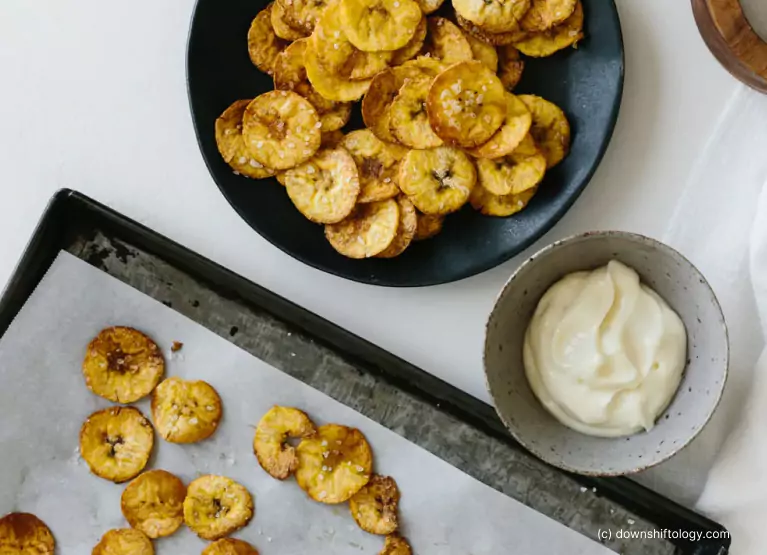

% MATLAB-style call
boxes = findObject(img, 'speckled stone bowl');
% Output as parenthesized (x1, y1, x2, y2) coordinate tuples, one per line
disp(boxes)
(484, 231, 729, 476)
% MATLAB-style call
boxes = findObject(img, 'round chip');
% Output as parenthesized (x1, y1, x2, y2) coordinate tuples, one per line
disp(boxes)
(415, 0, 444, 14)
(476, 136, 546, 195)
(421, 18, 473, 65)
(497, 44, 525, 90)
(518, 94, 570, 167)
(80, 407, 154, 483)
(341, 130, 408, 203)
(0, 513, 55, 554)
(82, 326, 164, 404)
(183, 475, 254, 541)
(398, 147, 476, 215)
(520, 0, 577, 32)
(305, 45, 373, 102)
(312, 4, 393, 81)
(414, 211, 444, 240)
(295, 424, 373, 503)
(325, 199, 400, 258)
(464, 33, 499, 72)
(151, 377, 223, 444)
(380, 534, 412, 555)
(254, 406, 317, 480)
(349, 475, 400, 535)
(242, 91, 321, 171)
(284, 148, 360, 223)
(247, 5, 288, 76)
(92, 529, 153, 555)
(467, 93, 531, 158)
(202, 539, 260, 555)
(273, 40, 352, 132)
(426, 60, 507, 148)
(513, 0, 583, 57)
(470, 182, 538, 216)
(215, 100, 276, 179)
(278, 0, 329, 33)
(453, 0, 531, 34)
(390, 16, 427, 66)
(456, 13, 528, 45)
(389, 76, 443, 149)
(377, 196, 417, 258)
(272, 0, 309, 40)
(121, 470, 186, 539)
(362, 69, 400, 143)
(341, 0, 422, 52)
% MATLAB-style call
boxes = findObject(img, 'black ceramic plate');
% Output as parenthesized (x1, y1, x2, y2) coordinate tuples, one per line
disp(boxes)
(187, 0, 624, 287)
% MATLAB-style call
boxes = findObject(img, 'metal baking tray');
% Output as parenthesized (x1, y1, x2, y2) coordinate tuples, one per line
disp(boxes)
(0, 190, 730, 555)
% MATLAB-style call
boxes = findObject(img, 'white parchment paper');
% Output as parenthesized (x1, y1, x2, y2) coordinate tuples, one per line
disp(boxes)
(0, 252, 613, 554)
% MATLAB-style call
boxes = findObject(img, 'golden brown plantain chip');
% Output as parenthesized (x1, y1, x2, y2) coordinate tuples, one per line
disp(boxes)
(514, 0, 583, 57)
(295, 424, 373, 503)
(476, 135, 546, 194)
(414, 211, 444, 240)
(0, 513, 55, 554)
(82, 326, 164, 404)
(272, 0, 309, 40)
(278, 0, 329, 33)
(421, 17, 474, 64)
(215, 100, 276, 179)
(398, 147, 476, 214)
(467, 92, 531, 158)
(305, 45, 373, 102)
(377, 196, 417, 258)
(80, 407, 154, 483)
(341, 0, 422, 52)
(470, 182, 538, 215)
(497, 44, 525, 90)
(453, 0, 531, 34)
(183, 475, 254, 541)
(464, 32, 499, 71)
(284, 148, 360, 223)
(202, 539, 260, 555)
(390, 76, 443, 149)
(455, 13, 528, 45)
(248, 5, 289, 76)
(121, 470, 186, 539)
(520, 0, 577, 32)
(380, 533, 412, 555)
(349, 475, 401, 535)
(341, 130, 408, 203)
(390, 16, 427, 66)
(362, 69, 401, 143)
(242, 90, 322, 170)
(151, 377, 223, 444)
(92, 529, 153, 555)
(254, 406, 316, 480)
(325, 199, 400, 258)
(426, 60, 507, 148)
(518, 94, 570, 167)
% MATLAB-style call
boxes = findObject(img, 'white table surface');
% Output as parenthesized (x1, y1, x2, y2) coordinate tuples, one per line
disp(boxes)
(0, 0, 763, 510)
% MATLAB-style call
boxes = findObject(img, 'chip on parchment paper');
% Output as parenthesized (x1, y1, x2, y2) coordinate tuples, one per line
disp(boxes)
(284, 148, 361, 224)
(377, 196, 418, 258)
(183, 475, 254, 541)
(82, 326, 164, 404)
(202, 539, 260, 555)
(380, 533, 412, 555)
(421, 17, 474, 65)
(215, 100, 276, 179)
(514, 0, 583, 57)
(242, 91, 322, 171)
(80, 406, 154, 483)
(398, 146, 477, 215)
(427, 60, 507, 148)
(390, 76, 444, 149)
(247, 5, 288, 76)
(254, 406, 317, 480)
(452, 0, 531, 34)
(341, 130, 409, 203)
(121, 470, 186, 539)
(470, 182, 538, 216)
(340, 0, 422, 52)
(518, 94, 571, 168)
(467, 92, 531, 159)
(325, 200, 401, 259)
(92, 528, 153, 555)
(295, 424, 373, 502)
(151, 377, 222, 444)
(349, 475, 401, 534)
(0, 513, 55, 554)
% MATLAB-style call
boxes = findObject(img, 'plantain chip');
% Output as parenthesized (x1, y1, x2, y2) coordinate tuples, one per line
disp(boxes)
(497, 44, 525, 90)
(341, 0, 422, 52)
(476, 135, 546, 195)
(341, 130, 408, 203)
(350, 475, 400, 535)
(121, 470, 186, 539)
(216, 100, 276, 179)
(398, 147, 476, 214)
(295, 424, 373, 503)
(248, 5, 289, 76)
(455, 13, 528, 45)
(414, 211, 444, 240)
(514, 0, 583, 57)
(452, 0, 531, 34)
(80, 407, 154, 483)
(390, 76, 443, 149)
(183, 475, 254, 541)
(467, 92, 531, 158)
(92, 529, 153, 555)
(464, 32, 499, 72)
(380, 534, 412, 555)
(421, 17, 474, 64)
(305, 44, 373, 102)
(151, 377, 223, 444)
(0, 513, 55, 555)
(325, 199, 400, 258)
(278, 0, 329, 33)
(518, 94, 570, 167)
(520, 0, 577, 32)
(470, 182, 538, 215)
(377, 196, 417, 258)
(272, 0, 309, 40)
(202, 539, 260, 555)
(254, 406, 317, 480)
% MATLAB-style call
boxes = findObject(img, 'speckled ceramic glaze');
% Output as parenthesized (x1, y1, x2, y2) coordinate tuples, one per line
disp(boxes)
(484, 231, 729, 476)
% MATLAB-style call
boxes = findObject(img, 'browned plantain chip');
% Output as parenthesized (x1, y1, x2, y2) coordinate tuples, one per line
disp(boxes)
(377, 196, 417, 258)
(467, 92, 531, 159)
(254, 406, 317, 480)
(121, 470, 186, 539)
(151, 377, 223, 444)
(183, 475, 254, 541)
(520, 0, 577, 32)
(325, 200, 400, 258)
(341, 130, 408, 203)
(272, 0, 309, 40)
(349, 475, 401, 535)
(497, 44, 525, 90)
(421, 17, 473, 64)
(248, 5, 289, 76)
(518, 94, 570, 167)
(202, 539, 260, 555)
(380, 533, 412, 555)
(216, 100, 276, 179)
(398, 146, 476, 215)
(0, 513, 55, 554)
(414, 211, 444, 240)
(92, 529, 153, 555)
(452, 0, 531, 34)
(513, 0, 583, 57)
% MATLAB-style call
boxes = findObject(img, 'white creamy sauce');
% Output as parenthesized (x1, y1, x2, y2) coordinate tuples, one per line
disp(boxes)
(523, 260, 687, 437)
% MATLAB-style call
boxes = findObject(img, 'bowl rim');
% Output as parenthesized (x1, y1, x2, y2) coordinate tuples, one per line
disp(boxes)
(483, 230, 730, 476)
